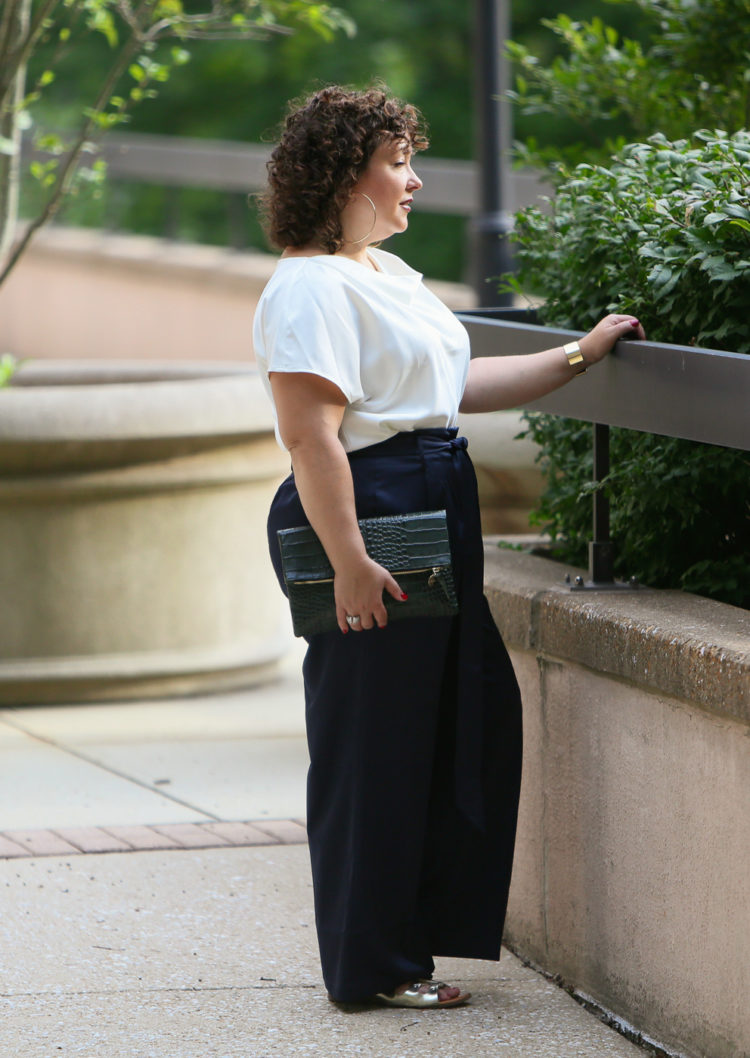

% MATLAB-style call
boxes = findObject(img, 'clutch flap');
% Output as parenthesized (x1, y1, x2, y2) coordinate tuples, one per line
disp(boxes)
(277, 510, 451, 586)
(359, 511, 452, 569)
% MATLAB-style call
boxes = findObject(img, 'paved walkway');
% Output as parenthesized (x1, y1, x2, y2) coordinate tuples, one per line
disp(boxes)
(0, 645, 648, 1058)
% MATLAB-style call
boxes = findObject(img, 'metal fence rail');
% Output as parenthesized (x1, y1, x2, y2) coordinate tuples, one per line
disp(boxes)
(459, 310, 750, 451)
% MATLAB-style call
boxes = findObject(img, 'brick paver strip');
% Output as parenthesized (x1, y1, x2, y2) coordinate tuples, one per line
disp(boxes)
(0, 834, 32, 858)
(5, 829, 81, 856)
(54, 827, 133, 854)
(202, 821, 280, 846)
(102, 825, 181, 850)
(252, 819, 308, 844)
(150, 823, 233, 849)
(0, 820, 308, 858)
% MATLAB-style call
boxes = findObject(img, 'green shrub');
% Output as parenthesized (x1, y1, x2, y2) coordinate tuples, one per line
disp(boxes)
(510, 131, 750, 608)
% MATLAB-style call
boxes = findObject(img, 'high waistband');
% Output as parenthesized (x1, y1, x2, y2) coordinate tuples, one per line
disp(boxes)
(348, 428, 468, 460)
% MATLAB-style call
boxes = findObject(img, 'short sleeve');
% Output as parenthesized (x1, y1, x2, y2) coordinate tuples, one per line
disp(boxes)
(254, 264, 364, 404)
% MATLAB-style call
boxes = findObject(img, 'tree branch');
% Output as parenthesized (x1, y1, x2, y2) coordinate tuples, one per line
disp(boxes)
(0, 0, 22, 64)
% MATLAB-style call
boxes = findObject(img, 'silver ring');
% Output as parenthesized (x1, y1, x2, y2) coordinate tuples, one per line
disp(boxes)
(346, 614, 361, 626)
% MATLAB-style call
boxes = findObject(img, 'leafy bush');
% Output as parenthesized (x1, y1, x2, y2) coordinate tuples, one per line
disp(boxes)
(511, 131, 750, 350)
(510, 131, 750, 608)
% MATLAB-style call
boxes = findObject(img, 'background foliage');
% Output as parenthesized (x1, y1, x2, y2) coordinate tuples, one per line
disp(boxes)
(22, 0, 649, 281)
(2, 0, 352, 285)
(508, 0, 750, 170)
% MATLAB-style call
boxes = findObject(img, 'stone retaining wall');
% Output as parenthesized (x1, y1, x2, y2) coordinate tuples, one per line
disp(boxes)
(484, 545, 750, 1058)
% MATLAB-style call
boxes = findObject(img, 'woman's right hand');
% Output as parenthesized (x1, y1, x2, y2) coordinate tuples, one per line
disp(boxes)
(334, 555, 406, 633)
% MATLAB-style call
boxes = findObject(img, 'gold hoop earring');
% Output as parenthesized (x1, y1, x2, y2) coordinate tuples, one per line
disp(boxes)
(345, 192, 377, 244)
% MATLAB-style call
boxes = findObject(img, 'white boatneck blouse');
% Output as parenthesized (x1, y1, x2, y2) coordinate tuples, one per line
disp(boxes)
(252, 247, 471, 453)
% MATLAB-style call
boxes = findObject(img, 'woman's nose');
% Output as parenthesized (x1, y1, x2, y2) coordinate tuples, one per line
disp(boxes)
(407, 166, 422, 190)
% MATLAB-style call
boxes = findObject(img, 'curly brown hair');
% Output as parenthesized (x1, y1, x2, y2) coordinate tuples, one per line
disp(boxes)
(260, 86, 429, 253)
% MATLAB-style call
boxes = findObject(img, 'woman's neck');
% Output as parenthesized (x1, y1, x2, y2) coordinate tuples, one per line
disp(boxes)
(281, 243, 380, 271)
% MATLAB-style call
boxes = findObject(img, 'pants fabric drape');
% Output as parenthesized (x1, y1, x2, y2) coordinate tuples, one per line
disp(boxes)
(267, 429, 522, 1002)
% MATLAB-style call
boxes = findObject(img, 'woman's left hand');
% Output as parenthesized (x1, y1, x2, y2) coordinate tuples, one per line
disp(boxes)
(579, 314, 646, 366)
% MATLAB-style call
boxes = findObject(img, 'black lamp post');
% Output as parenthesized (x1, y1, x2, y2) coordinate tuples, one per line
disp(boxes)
(469, 0, 514, 306)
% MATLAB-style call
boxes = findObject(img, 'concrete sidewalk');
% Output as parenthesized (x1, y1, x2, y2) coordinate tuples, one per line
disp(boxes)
(0, 647, 648, 1058)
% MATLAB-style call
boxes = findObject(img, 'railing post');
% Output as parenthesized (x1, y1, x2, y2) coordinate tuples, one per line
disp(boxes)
(469, 0, 515, 304)
(589, 422, 615, 583)
(568, 421, 639, 591)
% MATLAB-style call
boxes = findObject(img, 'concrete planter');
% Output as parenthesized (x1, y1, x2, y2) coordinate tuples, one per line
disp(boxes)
(485, 544, 750, 1058)
(0, 362, 290, 704)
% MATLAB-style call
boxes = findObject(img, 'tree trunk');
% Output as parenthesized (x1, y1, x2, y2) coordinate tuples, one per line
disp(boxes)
(0, 0, 31, 268)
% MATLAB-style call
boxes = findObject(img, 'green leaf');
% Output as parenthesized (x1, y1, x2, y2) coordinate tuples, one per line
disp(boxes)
(35, 133, 64, 154)
(0, 355, 18, 388)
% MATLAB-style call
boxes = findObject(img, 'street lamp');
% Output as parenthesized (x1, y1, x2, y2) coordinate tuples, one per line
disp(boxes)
(469, 0, 514, 306)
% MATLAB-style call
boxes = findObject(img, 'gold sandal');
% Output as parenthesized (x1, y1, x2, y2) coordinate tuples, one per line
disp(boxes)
(375, 979, 471, 1009)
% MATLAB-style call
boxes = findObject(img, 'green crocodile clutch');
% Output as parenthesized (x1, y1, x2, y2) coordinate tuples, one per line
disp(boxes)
(277, 509, 459, 637)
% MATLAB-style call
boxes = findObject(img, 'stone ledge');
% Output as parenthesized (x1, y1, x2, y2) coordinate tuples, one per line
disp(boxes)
(13, 225, 278, 290)
(2, 363, 274, 443)
(484, 544, 750, 725)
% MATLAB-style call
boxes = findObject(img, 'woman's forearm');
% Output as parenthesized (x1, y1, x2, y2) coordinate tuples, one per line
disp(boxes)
(459, 314, 644, 414)
(459, 346, 576, 413)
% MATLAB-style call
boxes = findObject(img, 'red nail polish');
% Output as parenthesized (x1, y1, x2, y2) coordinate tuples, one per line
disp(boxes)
(401, 593, 408, 601)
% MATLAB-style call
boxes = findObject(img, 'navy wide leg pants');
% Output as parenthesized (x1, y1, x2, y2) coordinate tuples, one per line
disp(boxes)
(267, 429, 522, 1002)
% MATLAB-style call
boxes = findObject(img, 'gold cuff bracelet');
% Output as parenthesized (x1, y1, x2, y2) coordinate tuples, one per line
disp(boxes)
(563, 341, 587, 375)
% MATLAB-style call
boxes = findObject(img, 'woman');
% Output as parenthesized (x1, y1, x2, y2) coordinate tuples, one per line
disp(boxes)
(253, 86, 644, 1009)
